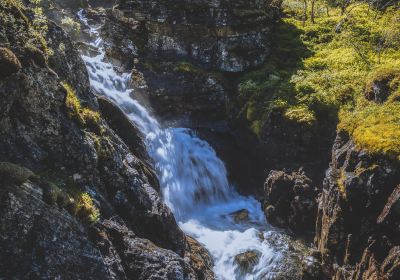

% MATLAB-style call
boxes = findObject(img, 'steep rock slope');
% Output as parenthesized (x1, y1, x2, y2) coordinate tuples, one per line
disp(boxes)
(0, 1, 213, 279)
(100, 0, 279, 121)
(315, 132, 400, 279)
(117, 0, 276, 72)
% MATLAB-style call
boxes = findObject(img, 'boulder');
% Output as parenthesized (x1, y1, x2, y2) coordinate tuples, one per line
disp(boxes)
(301, 254, 323, 280)
(230, 209, 250, 224)
(263, 169, 317, 233)
(234, 250, 261, 273)
(185, 236, 215, 280)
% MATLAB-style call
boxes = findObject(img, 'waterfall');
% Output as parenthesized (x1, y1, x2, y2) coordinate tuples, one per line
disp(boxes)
(78, 10, 294, 280)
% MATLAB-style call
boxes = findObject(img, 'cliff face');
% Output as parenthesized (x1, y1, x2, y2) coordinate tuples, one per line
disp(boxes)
(100, 0, 278, 123)
(314, 131, 400, 279)
(118, 0, 276, 73)
(0, 1, 213, 279)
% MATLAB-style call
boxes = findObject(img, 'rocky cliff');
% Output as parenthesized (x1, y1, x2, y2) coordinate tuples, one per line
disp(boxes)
(100, 0, 279, 122)
(0, 1, 213, 279)
(314, 132, 400, 279)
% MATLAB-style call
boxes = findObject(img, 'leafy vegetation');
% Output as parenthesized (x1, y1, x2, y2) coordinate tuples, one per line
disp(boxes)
(238, 0, 400, 158)
(74, 192, 100, 224)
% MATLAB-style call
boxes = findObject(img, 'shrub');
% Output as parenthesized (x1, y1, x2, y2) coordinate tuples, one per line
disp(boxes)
(284, 105, 316, 125)
(74, 192, 100, 224)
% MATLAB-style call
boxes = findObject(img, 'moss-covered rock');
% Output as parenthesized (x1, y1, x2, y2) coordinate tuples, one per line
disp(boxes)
(0, 47, 21, 79)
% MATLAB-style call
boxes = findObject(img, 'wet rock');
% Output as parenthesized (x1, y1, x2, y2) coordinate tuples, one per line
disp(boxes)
(93, 220, 212, 280)
(230, 209, 250, 224)
(185, 236, 215, 280)
(301, 255, 323, 280)
(97, 96, 148, 160)
(0, 181, 110, 279)
(263, 169, 317, 233)
(234, 250, 261, 273)
(0, 48, 21, 79)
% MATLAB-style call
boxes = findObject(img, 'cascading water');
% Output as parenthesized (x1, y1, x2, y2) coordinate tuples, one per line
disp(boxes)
(78, 10, 303, 279)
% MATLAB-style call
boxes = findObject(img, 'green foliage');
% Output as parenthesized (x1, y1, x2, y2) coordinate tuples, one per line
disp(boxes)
(62, 82, 101, 131)
(339, 102, 400, 160)
(39, 172, 101, 225)
(365, 63, 400, 100)
(238, 0, 400, 158)
(74, 192, 100, 224)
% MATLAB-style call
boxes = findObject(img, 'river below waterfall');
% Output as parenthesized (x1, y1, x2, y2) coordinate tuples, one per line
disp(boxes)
(77, 10, 308, 280)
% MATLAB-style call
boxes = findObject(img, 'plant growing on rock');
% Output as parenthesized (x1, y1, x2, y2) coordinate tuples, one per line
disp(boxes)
(74, 192, 100, 224)
(63, 82, 102, 132)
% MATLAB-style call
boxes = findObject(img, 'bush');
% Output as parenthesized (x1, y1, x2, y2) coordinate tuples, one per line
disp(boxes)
(74, 192, 100, 224)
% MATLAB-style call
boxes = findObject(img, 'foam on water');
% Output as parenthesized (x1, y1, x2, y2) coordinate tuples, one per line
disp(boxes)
(78, 10, 289, 279)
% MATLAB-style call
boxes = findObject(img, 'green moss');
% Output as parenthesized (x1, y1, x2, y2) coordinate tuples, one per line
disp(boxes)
(339, 102, 400, 160)
(284, 105, 316, 125)
(74, 192, 100, 224)
(236, 0, 400, 159)
(365, 64, 400, 101)
(62, 82, 102, 132)
(38, 172, 100, 224)
(174, 61, 201, 74)
(336, 169, 347, 198)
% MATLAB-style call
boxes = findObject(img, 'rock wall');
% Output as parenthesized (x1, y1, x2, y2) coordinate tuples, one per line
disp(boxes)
(100, 0, 279, 122)
(314, 131, 400, 279)
(0, 1, 213, 279)
(117, 0, 276, 73)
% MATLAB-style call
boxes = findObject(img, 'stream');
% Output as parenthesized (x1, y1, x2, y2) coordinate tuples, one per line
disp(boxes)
(77, 10, 306, 280)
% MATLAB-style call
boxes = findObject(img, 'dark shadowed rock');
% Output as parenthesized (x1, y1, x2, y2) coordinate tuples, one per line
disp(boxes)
(0, 2, 214, 278)
(0, 48, 21, 79)
(97, 96, 148, 160)
(264, 169, 317, 233)
(315, 131, 400, 278)
(116, 0, 277, 73)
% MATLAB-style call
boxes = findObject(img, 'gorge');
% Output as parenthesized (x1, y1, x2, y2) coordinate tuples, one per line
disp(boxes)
(1, 0, 400, 279)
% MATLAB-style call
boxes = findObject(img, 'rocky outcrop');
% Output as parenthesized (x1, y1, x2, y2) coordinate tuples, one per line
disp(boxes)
(116, 0, 276, 73)
(99, 0, 279, 121)
(263, 169, 318, 233)
(0, 2, 214, 279)
(314, 131, 400, 279)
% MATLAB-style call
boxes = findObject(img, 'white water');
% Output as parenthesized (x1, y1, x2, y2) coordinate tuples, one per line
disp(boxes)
(78, 10, 295, 280)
